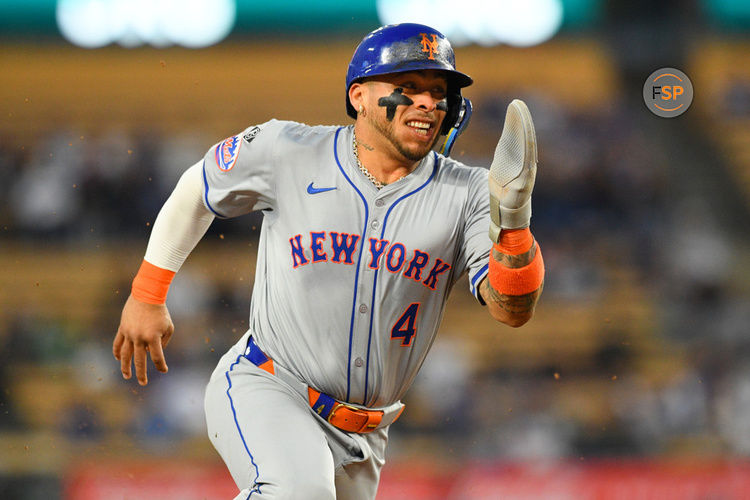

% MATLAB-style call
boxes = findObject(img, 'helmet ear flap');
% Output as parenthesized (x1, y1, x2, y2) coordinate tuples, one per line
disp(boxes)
(438, 96, 473, 156)
(440, 92, 463, 135)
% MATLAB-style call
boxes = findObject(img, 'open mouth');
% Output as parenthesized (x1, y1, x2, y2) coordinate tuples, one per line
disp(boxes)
(406, 120, 433, 136)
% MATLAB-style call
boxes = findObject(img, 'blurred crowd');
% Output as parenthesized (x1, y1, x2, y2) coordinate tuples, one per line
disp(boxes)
(1, 85, 749, 467)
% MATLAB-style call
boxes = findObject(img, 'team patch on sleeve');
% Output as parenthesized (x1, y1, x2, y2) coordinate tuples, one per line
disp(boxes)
(214, 135, 242, 171)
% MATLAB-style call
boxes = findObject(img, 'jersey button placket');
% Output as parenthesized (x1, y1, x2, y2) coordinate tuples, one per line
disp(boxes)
(354, 199, 383, 399)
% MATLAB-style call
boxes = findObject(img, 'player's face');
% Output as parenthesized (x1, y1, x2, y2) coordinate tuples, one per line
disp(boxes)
(362, 70, 448, 162)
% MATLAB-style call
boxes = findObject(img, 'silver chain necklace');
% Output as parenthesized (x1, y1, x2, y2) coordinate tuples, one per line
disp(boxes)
(352, 131, 404, 190)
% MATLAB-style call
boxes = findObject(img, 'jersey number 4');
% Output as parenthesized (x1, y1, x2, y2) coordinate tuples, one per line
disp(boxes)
(391, 303, 420, 347)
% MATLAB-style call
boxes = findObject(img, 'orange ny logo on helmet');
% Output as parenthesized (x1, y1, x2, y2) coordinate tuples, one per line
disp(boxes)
(419, 33, 438, 60)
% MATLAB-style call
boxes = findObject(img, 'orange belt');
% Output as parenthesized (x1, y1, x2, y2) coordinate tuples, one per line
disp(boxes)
(244, 336, 403, 434)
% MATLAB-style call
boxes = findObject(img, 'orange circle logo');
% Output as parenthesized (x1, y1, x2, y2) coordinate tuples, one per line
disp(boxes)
(643, 68, 693, 118)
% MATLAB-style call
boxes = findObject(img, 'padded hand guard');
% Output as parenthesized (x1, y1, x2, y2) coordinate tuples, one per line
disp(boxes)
(489, 99, 538, 242)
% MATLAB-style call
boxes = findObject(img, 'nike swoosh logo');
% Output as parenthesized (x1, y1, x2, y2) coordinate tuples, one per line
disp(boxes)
(307, 182, 337, 195)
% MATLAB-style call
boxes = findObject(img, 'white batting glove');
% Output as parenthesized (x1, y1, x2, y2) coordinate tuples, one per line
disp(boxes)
(488, 99, 538, 242)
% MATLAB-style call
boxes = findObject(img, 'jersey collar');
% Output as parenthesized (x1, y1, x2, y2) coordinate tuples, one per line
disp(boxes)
(341, 125, 436, 196)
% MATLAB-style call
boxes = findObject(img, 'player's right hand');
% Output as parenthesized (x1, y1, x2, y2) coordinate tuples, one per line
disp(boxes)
(488, 99, 538, 242)
(113, 294, 174, 386)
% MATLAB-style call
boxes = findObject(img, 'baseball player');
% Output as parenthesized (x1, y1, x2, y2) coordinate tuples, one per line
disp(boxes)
(113, 23, 544, 499)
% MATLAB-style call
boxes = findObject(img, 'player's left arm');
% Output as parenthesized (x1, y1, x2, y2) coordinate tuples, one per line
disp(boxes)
(479, 99, 544, 327)
(114, 162, 214, 385)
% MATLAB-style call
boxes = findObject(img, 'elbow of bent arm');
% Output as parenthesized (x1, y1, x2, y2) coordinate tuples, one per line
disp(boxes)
(480, 278, 542, 328)
(486, 300, 534, 327)
(502, 311, 532, 328)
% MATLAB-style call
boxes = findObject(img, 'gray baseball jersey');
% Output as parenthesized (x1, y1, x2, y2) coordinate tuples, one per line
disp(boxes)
(202, 119, 490, 407)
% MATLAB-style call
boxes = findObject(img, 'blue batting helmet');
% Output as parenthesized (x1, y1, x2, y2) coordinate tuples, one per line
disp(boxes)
(346, 23, 473, 134)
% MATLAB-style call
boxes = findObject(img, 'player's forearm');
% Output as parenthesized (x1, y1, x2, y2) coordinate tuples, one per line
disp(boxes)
(131, 162, 214, 304)
(480, 269, 542, 327)
(482, 228, 544, 327)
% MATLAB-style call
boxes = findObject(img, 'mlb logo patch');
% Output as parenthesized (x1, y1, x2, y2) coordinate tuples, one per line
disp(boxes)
(215, 135, 241, 171)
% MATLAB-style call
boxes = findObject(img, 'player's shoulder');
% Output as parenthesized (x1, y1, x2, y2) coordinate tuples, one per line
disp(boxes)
(245, 119, 340, 145)
(432, 154, 489, 213)
(207, 119, 342, 172)
(434, 153, 489, 187)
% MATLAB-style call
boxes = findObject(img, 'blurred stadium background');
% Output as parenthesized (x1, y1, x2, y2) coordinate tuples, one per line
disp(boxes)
(2, 0, 750, 498)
